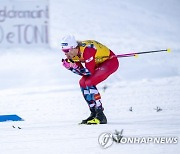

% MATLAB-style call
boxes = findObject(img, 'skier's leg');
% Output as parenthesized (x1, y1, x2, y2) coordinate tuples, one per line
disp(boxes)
(79, 77, 96, 124)
(79, 78, 106, 124)
(79, 57, 119, 107)
(87, 86, 103, 110)
(79, 77, 103, 110)
(79, 76, 96, 109)
(85, 85, 107, 124)
(85, 57, 119, 86)
(79, 58, 119, 124)
(85, 58, 119, 124)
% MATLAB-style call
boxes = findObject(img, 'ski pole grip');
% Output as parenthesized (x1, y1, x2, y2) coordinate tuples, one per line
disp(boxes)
(69, 59, 74, 63)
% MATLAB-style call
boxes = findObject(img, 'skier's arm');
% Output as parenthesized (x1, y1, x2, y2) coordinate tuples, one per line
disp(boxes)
(69, 47, 96, 76)
(83, 47, 96, 75)
(69, 60, 92, 76)
(62, 47, 96, 76)
(62, 59, 85, 76)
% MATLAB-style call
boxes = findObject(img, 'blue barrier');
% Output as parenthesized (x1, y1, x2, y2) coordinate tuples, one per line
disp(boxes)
(0, 114, 24, 122)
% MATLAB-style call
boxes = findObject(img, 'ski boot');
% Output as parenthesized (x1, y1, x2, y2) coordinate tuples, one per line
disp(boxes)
(87, 109, 107, 124)
(80, 108, 96, 124)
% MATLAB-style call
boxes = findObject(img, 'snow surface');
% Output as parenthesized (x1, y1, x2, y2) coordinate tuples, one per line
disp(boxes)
(0, 0, 180, 154)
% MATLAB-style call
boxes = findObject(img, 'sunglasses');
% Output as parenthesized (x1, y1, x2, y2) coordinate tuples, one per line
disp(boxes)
(62, 49, 71, 53)
(62, 47, 74, 53)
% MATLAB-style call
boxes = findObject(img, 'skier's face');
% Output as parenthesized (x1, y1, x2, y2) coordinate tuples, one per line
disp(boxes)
(64, 48, 78, 59)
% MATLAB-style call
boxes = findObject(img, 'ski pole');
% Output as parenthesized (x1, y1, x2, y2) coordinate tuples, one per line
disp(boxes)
(72, 48, 171, 62)
(110, 48, 171, 58)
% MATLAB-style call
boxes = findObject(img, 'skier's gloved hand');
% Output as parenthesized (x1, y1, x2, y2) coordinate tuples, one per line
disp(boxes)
(62, 59, 70, 69)
(62, 59, 79, 70)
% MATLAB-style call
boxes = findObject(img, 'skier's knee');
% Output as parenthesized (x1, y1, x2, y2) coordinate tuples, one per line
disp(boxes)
(79, 77, 86, 88)
(85, 79, 94, 87)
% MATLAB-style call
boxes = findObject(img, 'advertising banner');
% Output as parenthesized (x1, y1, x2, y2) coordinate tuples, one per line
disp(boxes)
(0, 0, 49, 47)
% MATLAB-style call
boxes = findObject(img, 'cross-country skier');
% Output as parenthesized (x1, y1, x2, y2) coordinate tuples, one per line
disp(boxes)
(61, 35, 119, 124)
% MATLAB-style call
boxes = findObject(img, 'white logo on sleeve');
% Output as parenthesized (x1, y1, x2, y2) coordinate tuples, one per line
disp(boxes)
(85, 57, 93, 63)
